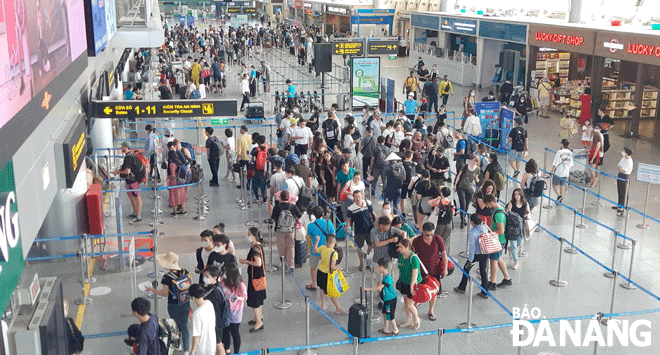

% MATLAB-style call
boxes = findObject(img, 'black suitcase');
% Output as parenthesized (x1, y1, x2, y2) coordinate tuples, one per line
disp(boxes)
(245, 102, 264, 118)
(348, 289, 370, 338)
(294, 240, 307, 267)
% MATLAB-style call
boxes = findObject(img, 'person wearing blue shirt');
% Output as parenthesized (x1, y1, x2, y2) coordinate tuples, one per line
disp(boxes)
(403, 93, 418, 121)
(454, 129, 468, 172)
(363, 258, 399, 336)
(249, 66, 257, 97)
(286, 79, 295, 110)
(453, 213, 489, 299)
(125, 84, 135, 100)
(305, 206, 335, 290)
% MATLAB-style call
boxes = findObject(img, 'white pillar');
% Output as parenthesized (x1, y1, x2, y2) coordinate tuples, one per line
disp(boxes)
(568, 0, 582, 23)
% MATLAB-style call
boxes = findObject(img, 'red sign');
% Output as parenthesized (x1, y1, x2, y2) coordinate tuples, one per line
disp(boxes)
(627, 43, 660, 57)
(577, 58, 586, 72)
(303, 2, 312, 13)
(534, 32, 584, 46)
(294, 0, 303, 9)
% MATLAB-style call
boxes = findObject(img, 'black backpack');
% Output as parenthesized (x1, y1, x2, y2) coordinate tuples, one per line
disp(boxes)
(494, 209, 524, 252)
(529, 174, 546, 198)
(388, 163, 405, 189)
(465, 139, 477, 159)
(375, 147, 389, 167)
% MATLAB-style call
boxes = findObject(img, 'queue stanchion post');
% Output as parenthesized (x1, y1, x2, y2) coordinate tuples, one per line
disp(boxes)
(297, 296, 317, 355)
(353, 337, 359, 355)
(458, 219, 469, 258)
(517, 322, 523, 355)
(457, 276, 476, 331)
(620, 239, 638, 290)
(343, 230, 354, 277)
(601, 271, 619, 325)
(591, 174, 605, 207)
(74, 249, 93, 305)
(369, 265, 381, 322)
(274, 255, 292, 309)
(535, 192, 543, 234)
(604, 230, 619, 278)
(543, 173, 554, 209)
(115, 186, 125, 270)
(637, 182, 651, 229)
(266, 223, 278, 272)
(564, 211, 578, 254)
(437, 329, 444, 355)
(81, 234, 96, 284)
(355, 253, 367, 304)
(594, 313, 603, 354)
(576, 187, 588, 229)
(549, 238, 568, 287)
(617, 179, 631, 249)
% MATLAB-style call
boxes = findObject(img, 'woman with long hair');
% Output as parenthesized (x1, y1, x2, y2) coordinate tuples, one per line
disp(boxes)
(506, 188, 530, 270)
(239, 227, 266, 332)
(319, 150, 337, 204)
(166, 142, 187, 216)
(520, 159, 540, 210)
(397, 238, 422, 330)
(221, 263, 247, 354)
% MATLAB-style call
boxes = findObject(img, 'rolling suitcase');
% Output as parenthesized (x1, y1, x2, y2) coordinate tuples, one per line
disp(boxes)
(245, 102, 265, 118)
(86, 183, 105, 235)
(294, 240, 307, 267)
(348, 288, 370, 338)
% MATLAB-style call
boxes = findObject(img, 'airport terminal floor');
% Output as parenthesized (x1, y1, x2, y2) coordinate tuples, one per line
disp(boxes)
(11, 17, 660, 355)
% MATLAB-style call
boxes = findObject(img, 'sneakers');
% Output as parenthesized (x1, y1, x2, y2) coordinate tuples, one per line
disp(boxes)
(512, 261, 519, 270)
(477, 292, 489, 299)
(487, 282, 497, 291)
(178, 210, 187, 215)
(453, 287, 465, 294)
(513, 170, 520, 178)
(129, 217, 142, 224)
(556, 196, 563, 205)
(170, 212, 178, 217)
(498, 279, 513, 287)
(611, 206, 619, 210)
(127, 213, 137, 219)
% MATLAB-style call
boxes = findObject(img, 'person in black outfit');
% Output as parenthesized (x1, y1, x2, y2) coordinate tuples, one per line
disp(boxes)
(482, 90, 496, 102)
(201, 265, 229, 355)
(205, 127, 222, 186)
(239, 227, 267, 332)
(423, 76, 440, 113)
(426, 148, 449, 187)
(157, 78, 173, 99)
(500, 79, 513, 104)
(513, 94, 529, 124)
(195, 230, 215, 283)
(208, 234, 238, 274)
(130, 297, 161, 355)
(593, 107, 614, 153)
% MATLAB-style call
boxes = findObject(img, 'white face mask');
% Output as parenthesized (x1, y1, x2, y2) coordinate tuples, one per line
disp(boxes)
(382, 209, 391, 215)
(203, 277, 213, 285)
(621, 151, 626, 157)
(246, 235, 253, 243)
(214, 246, 223, 253)
(202, 241, 209, 248)
(470, 92, 475, 96)
(281, 107, 285, 112)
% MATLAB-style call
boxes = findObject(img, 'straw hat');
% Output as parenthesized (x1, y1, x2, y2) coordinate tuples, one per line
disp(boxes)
(385, 152, 401, 162)
(155, 252, 181, 270)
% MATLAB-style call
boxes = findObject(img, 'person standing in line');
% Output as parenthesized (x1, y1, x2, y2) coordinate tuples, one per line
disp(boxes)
(292, 119, 314, 157)
(346, 190, 377, 272)
(188, 284, 216, 355)
(145, 252, 191, 353)
(113, 141, 144, 224)
(453, 214, 490, 299)
(260, 60, 271, 93)
(453, 155, 481, 229)
(549, 139, 574, 204)
(616, 147, 633, 216)
(411, 222, 448, 322)
(506, 188, 530, 270)
(313, 233, 347, 313)
(212, 57, 223, 94)
(250, 135, 268, 202)
(223, 129, 237, 182)
(191, 58, 202, 87)
(403, 93, 419, 122)
(130, 298, 161, 355)
(305, 206, 335, 289)
(240, 73, 250, 111)
(249, 65, 257, 97)
(423, 76, 440, 114)
(588, 124, 604, 188)
(439, 75, 453, 106)
(238, 227, 266, 332)
(271, 191, 303, 268)
(403, 71, 421, 100)
(396, 238, 422, 330)
(428, 186, 454, 251)
(166, 143, 187, 216)
(593, 107, 614, 154)
(505, 118, 528, 178)
(520, 159, 541, 211)
(286, 79, 295, 109)
(144, 125, 160, 182)
(484, 195, 513, 290)
(236, 125, 252, 188)
(362, 258, 399, 336)
(195, 230, 215, 284)
(201, 265, 228, 355)
(205, 127, 222, 187)
(220, 263, 247, 355)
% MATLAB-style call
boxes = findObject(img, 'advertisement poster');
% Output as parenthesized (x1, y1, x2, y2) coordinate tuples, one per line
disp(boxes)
(386, 78, 395, 113)
(500, 107, 515, 151)
(475, 101, 500, 146)
(351, 57, 380, 108)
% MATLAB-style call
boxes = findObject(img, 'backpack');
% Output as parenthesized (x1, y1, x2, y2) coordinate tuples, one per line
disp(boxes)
(336, 222, 346, 240)
(180, 142, 196, 161)
(464, 139, 477, 159)
(322, 120, 337, 141)
(132, 152, 148, 183)
(255, 147, 268, 171)
(189, 89, 201, 99)
(388, 163, 405, 189)
(158, 318, 181, 355)
(436, 200, 453, 225)
(209, 136, 224, 157)
(276, 208, 296, 233)
(166, 270, 192, 304)
(513, 127, 525, 149)
(375, 147, 389, 167)
(494, 209, 524, 243)
(493, 171, 506, 191)
(205, 285, 232, 329)
(529, 174, 546, 198)
(177, 164, 192, 184)
(190, 163, 201, 183)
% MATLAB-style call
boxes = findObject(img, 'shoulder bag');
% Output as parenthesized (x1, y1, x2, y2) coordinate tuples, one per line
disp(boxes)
(411, 254, 440, 304)
(250, 245, 267, 291)
(326, 250, 349, 298)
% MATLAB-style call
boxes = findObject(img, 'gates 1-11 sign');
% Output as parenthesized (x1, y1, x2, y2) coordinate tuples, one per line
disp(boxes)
(93, 99, 238, 118)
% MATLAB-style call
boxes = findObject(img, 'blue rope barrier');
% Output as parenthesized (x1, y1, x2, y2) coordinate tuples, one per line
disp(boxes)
(268, 340, 352, 353)
(360, 329, 438, 343)
(25, 253, 79, 262)
(34, 236, 83, 242)
(559, 236, 613, 274)
(602, 307, 660, 318)
(617, 273, 660, 303)
(283, 260, 307, 297)
(444, 322, 514, 334)
(309, 300, 354, 339)
(83, 331, 126, 339)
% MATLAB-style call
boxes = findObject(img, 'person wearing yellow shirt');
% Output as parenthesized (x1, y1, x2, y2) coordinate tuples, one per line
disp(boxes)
(439, 75, 453, 106)
(313, 234, 346, 314)
(402, 71, 421, 100)
(190, 58, 202, 87)
(236, 125, 252, 188)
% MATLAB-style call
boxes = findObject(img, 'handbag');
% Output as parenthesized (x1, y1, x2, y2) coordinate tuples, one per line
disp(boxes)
(201, 68, 211, 78)
(326, 251, 349, 298)
(250, 245, 267, 291)
(524, 217, 537, 237)
(233, 163, 242, 173)
(161, 161, 168, 170)
(411, 254, 440, 304)
(478, 225, 503, 254)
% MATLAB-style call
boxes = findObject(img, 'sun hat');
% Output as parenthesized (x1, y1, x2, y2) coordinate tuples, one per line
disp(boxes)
(385, 152, 401, 162)
(155, 252, 181, 270)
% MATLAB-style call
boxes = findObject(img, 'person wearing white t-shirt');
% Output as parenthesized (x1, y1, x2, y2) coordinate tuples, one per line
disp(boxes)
(549, 139, 574, 204)
(189, 284, 216, 355)
(616, 147, 633, 216)
(283, 167, 305, 197)
(292, 119, 314, 156)
(224, 128, 237, 182)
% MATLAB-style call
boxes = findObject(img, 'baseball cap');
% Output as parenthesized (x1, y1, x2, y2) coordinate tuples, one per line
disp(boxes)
(121, 141, 132, 149)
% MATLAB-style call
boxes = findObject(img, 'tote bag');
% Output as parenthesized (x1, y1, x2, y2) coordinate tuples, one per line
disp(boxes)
(411, 255, 440, 304)
(326, 251, 349, 298)
(478, 226, 503, 254)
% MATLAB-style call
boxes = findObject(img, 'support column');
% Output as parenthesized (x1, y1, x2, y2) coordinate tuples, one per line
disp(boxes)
(590, 56, 605, 115)
(568, 0, 582, 23)
(628, 62, 644, 138)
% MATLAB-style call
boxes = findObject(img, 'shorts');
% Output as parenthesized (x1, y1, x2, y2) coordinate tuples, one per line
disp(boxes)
(399, 282, 412, 298)
(401, 185, 412, 199)
(382, 298, 397, 321)
(127, 181, 140, 198)
(213, 74, 222, 82)
(309, 254, 321, 270)
(510, 150, 524, 159)
(488, 244, 505, 260)
(354, 232, 371, 249)
(552, 175, 568, 187)
(539, 94, 549, 106)
(317, 270, 328, 294)
(383, 190, 401, 207)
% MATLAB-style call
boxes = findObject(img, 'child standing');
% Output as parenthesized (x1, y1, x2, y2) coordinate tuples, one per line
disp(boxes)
(581, 119, 593, 149)
(313, 234, 346, 313)
(363, 258, 399, 336)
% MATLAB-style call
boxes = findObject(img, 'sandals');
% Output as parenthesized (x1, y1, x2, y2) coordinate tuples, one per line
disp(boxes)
(390, 331, 399, 336)
(378, 328, 391, 336)
(428, 314, 437, 321)
(305, 285, 318, 290)
(413, 319, 421, 330)
(399, 322, 412, 328)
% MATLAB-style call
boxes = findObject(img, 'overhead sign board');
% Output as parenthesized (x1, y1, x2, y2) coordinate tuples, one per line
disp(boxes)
(440, 17, 477, 35)
(62, 116, 87, 189)
(243, 7, 256, 13)
(637, 163, 660, 184)
(93, 100, 238, 119)
(326, 5, 349, 15)
(227, 6, 241, 13)
(351, 16, 393, 25)
(479, 21, 527, 44)
(594, 31, 660, 66)
(528, 24, 596, 55)
(357, 9, 395, 14)
(411, 13, 440, 31)
(367, 40, 398, 55)
(333, 40, 364, 56)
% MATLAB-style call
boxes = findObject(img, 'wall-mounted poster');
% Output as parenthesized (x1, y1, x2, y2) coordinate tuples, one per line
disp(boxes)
(351, 57, 380, 108)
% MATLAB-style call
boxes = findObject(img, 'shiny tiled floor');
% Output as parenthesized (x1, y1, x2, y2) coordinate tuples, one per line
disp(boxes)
(35, 39, 660, 354)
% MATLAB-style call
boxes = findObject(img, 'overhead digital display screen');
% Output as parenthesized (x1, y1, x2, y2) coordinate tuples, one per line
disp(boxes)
(84, 0, 118, 56)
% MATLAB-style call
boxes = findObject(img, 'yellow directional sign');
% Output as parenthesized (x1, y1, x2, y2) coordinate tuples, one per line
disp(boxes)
(367, 40, 399, 55)
(333, 41, 364, 56)
(92, 100, 238, 118)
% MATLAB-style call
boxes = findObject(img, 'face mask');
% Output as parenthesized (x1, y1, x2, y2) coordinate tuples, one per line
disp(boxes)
(203, 277, 213, 285)
(471, 92, 475, 96)
(214, 246, 223, 253)
(382, 209, 391, 215)
(246, 235, 253, 243)
(621, 151, 626, 157)
(202, 241, 209, 248)
(281, 108, 285, 112)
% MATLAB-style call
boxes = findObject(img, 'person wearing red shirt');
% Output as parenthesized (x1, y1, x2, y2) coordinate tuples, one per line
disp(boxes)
(579, 88, 592, 125)
(411, 222, 448, 321)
